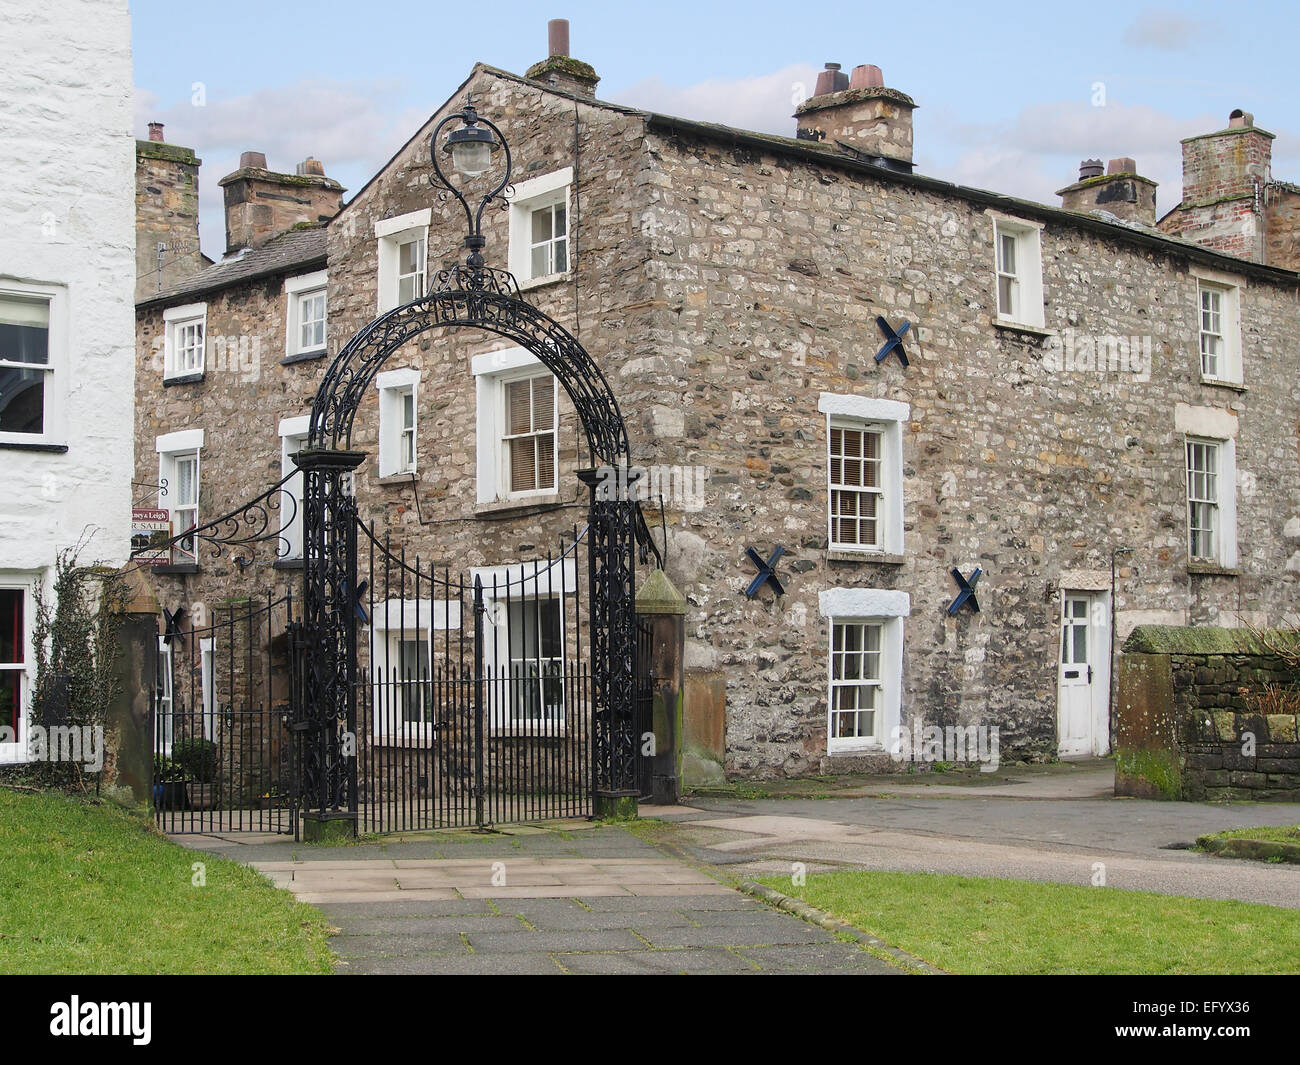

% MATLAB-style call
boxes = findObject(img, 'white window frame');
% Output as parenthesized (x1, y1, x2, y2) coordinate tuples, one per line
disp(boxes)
(155, 635, 174, 756)
(0, 279, 66, 447)
(375, 368, 419, 477)
(472, 347, 560, 504)
(508, 167, 573, 288)
(199, 636, 216, 741)
(0, 575, 37, 765)
(1175, 403, 1238, 570)
(376, 209, 430, 313)
(163, 301, 207, 380)
(368, 598, 462, 744)
(474, 558, 577, 735)
(818, 393, 908, 556)
(1192, 268, 1243, 385)
(988, 213, 1045, 329)
(284, 270, 328, 359)
(819, 589, 909, 754)
(156, 428, 204, 566)
(278, 416, 310, 560)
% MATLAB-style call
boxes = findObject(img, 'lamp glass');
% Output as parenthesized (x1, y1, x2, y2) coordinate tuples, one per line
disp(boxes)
(451, 139, 491, 176)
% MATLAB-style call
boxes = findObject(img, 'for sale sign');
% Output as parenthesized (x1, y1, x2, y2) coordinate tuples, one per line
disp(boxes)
(131, 508, 171, 566)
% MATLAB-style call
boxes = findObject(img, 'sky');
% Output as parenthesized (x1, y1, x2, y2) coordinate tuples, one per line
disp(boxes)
(129, 0, 1300, 259)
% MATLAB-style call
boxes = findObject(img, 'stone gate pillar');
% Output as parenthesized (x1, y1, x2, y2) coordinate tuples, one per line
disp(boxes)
(636, 568, 686, 805)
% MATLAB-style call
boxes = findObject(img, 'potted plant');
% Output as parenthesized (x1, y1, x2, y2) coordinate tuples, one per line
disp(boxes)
(152, 755, 187, 810)
(173, 737, 219, 811)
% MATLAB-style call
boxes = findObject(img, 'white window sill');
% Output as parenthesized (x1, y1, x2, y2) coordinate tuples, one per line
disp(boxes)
(489, 723, 569, 738)
(517, 271, 571, 293)
(376, 471, 417, 486)
(826, 743, 887, 756)
(993, 319, 1052, 338)
(1199, 377, 1247, 392)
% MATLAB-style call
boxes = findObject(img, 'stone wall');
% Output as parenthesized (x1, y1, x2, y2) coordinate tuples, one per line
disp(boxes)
(136, 140, 204, 302)
(133, 63, 1300, 784)
(1116, 626, 1300, 800)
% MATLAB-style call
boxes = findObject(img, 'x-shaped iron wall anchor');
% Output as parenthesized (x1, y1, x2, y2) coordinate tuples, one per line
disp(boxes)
(874, 316, 911, 367)
(744, 545, 786, 598)
(339, 578, 370, 624)
(947, 567, 982, 615)
(162, 606, 185, 644)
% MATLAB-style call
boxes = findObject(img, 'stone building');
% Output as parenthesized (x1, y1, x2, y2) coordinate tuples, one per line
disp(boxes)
(1, 0, 136, 766)
(134, 29, 1300, 784)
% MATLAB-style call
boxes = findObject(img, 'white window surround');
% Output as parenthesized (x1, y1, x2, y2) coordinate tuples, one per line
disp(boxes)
(473, 347, 560, 504)
(818, 393, 908, 556)
(1190, 265, 1244, 385)
(1174, 403, 1238, 569)
(819, 589, 909, 755)
(0, 575, 37, 765)
(284, 270, 328, 359)
(368, 598, 461, 743)
(375, 209, 431, 314)
(0, 279, 67, 447)
(279, 415, 310, 559)
(156, 429, 204, 564)
(155, 635, 174, 756)
(509, 167, 573, 288)
(474, 558, 577, 734)
(375, 367, 419, 478)
(987, 212, 1045, 330)
(199, 636, 216, 741)
(163, 301, 207, 380)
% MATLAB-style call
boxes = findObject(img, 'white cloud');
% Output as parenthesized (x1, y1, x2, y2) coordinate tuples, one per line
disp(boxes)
(135, 78, 430, 257)
(610, 63, 819, 136)
(1123, 8, 1204, 51)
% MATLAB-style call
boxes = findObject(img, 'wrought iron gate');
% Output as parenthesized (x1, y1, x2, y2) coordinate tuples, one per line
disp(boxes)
(151, 590, 297, 834)
(356, 519, 593, 833)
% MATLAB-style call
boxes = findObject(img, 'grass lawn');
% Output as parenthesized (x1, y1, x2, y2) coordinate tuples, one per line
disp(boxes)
(0, 790, 334, 974)
(1199, 824, 1300, 845)
(759, 870, 1300, 974)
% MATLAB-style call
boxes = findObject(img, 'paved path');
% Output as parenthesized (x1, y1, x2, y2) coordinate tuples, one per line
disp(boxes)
(663, 766, 1300, 908)
(178, 822, 901, 975)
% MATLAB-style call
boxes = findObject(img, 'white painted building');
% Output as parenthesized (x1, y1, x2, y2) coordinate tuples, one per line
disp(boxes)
(0, 0, 136, 762)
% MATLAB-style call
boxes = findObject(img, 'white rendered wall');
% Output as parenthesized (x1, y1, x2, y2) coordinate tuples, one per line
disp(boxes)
(0, 1, 136, 574)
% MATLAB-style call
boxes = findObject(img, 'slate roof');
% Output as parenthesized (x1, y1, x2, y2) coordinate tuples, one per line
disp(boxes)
(136, 224, 327, 309)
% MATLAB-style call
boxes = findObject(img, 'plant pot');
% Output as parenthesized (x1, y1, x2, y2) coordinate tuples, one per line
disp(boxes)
(187, 782, 217, 811)
(152, 781, 188, 811)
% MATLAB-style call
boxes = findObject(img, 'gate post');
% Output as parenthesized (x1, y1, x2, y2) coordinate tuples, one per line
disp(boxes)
(297, 447, 367, 841)
(579, 468, 639, 819)
(635, 569, 686, 805)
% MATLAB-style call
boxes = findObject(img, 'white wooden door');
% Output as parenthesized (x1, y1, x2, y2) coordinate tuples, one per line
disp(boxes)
(1057, 594, 1096, 756)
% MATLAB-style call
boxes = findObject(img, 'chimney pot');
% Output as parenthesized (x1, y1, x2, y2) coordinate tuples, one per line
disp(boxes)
(814, 63, 849, 96)
(147, 121, 165, 142)
(1228, 108, 1253, 128)
(1108, 156, 1136, 175)
(1079, 158, 1104, 180)
(548, 18, 570, 57)
(850, 64, 884, 89)
(240, 150, 268, 170)
(296, 157, 325, 177)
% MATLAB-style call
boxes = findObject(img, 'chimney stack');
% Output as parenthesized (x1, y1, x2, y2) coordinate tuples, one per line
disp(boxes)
(1057, 156, 1157, 225)
(136, 126, 203, 300)
(526, 18, 600, 98)
(217, 153, 344, 254)
(794, 62, 916, 171)
(1157, 109, 1274, 262)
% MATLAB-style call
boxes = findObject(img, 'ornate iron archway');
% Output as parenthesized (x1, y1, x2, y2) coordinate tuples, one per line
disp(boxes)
(294, 107, 652, 836)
